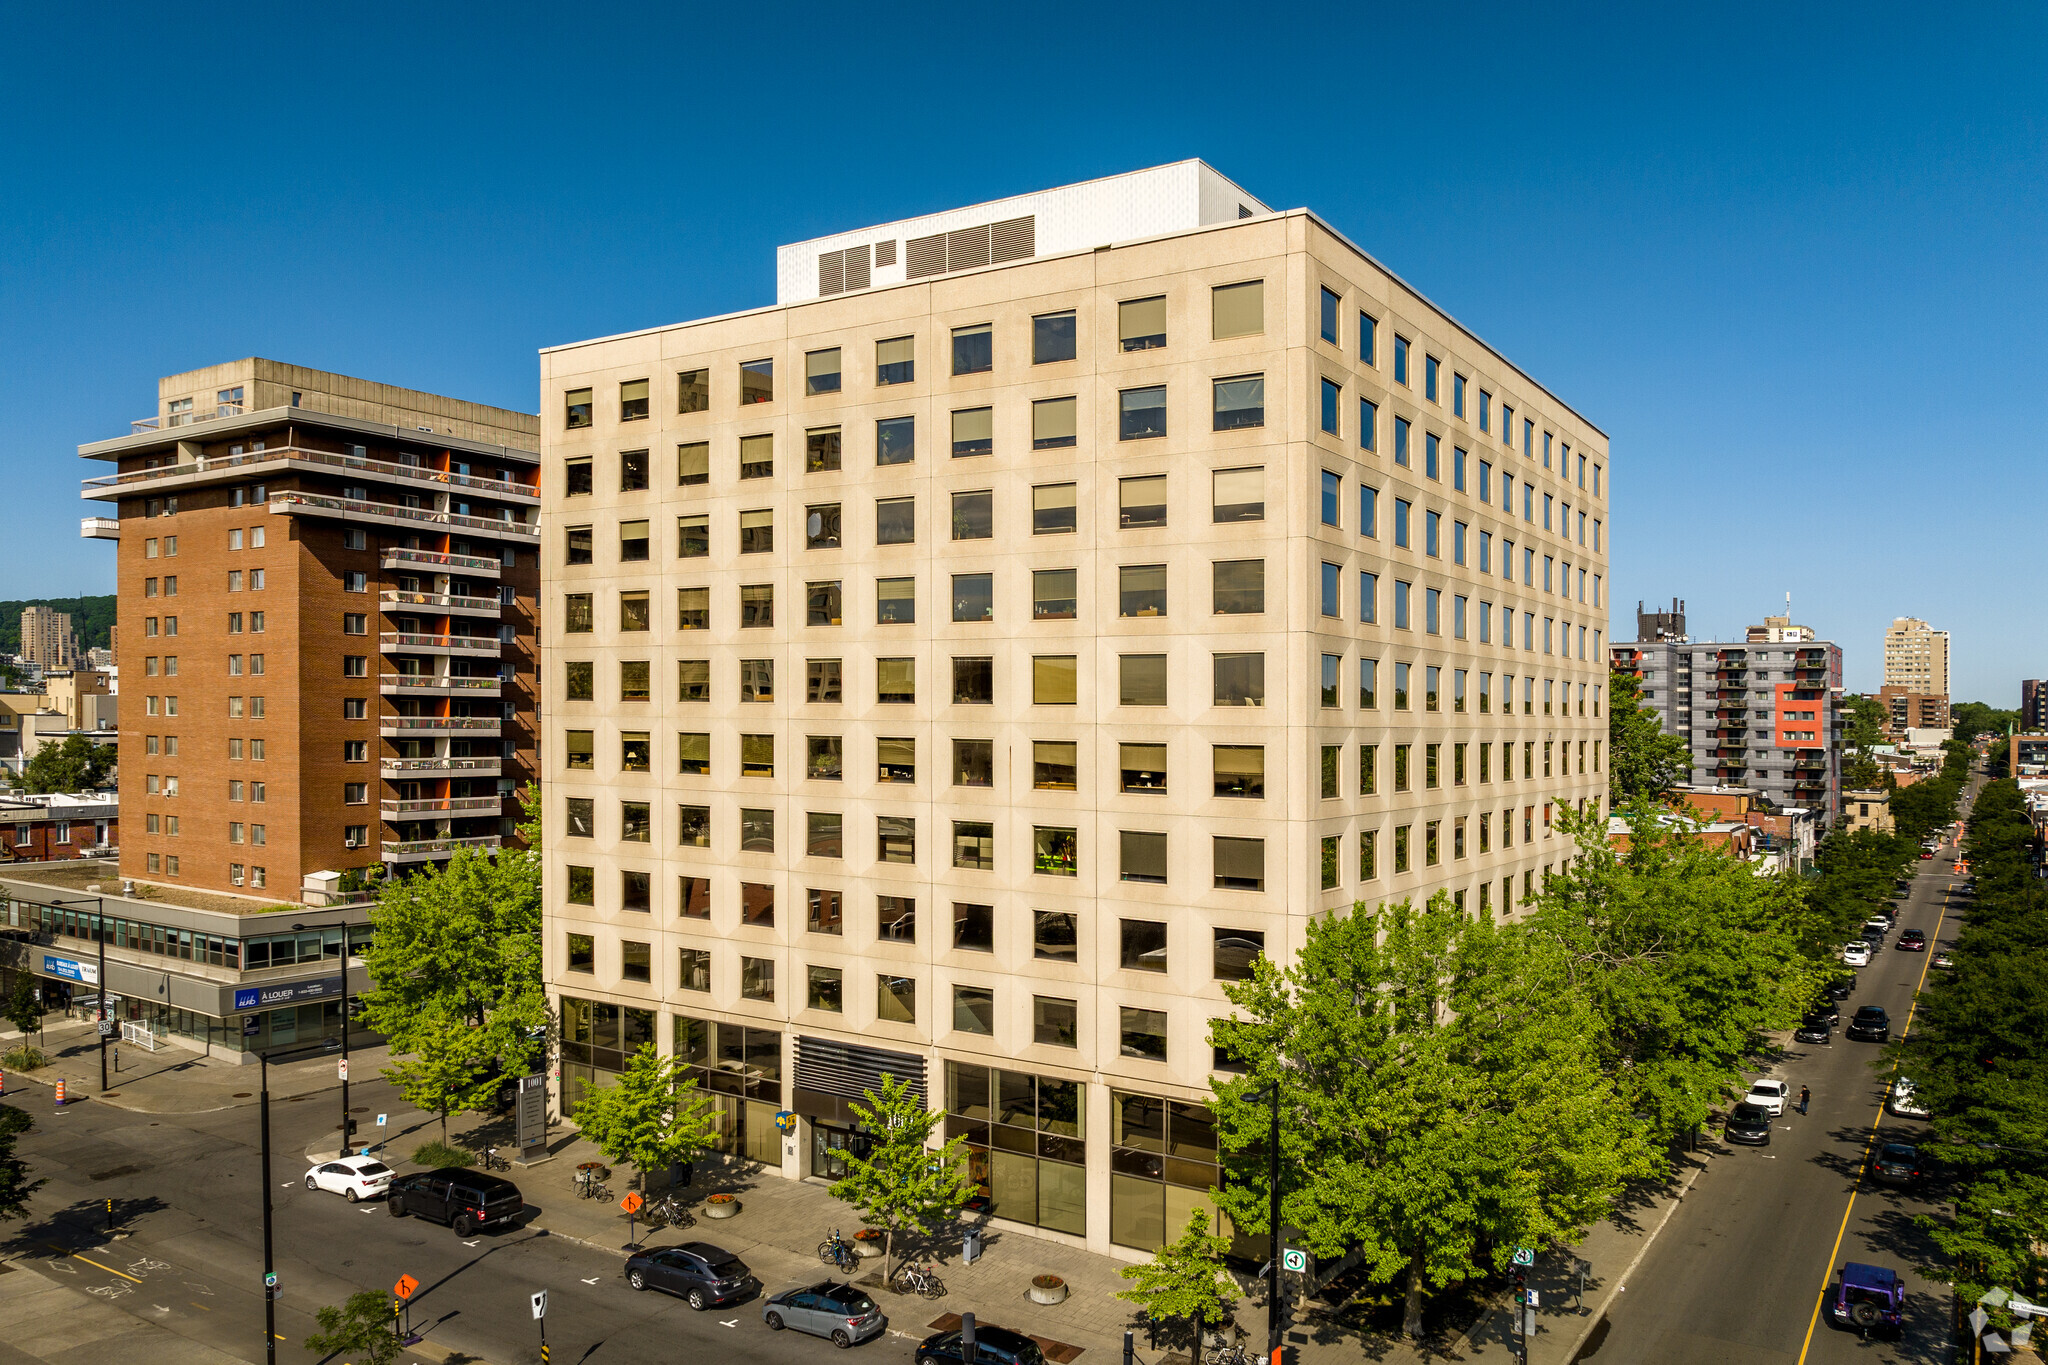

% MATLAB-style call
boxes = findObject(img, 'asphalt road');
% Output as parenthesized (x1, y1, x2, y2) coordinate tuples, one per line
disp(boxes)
(1591, 801, 1977, 1365)
(4, 1075, 924, 1365)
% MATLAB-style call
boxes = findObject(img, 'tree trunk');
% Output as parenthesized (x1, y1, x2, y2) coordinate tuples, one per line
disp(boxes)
(1189, 1315, 1202, 1365)
(883, 1228, 894, 1286)
(1402, 1247, 1426, 1339)
(439, 1105, 449, 1144)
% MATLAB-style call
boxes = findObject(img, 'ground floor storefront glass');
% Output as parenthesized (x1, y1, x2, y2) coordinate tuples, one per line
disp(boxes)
(1109, 1089, 1224, 1251)
(559, 995, 656, 1117)
(944, 1061, 1086, 1237)
(674, 1014, 781, 1166)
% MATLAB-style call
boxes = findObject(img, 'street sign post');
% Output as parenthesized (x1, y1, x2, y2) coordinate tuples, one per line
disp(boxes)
(516, 1074, 547, 1151)
(620, 1191, 644, 1250)
(1281, 1248, 1309, 1274)
(393, 1275, 418, 1300)
(533, 1289, 549, 1365)
(337, 1058, 349, 1081)
(1512, 1246, 1535, 1267)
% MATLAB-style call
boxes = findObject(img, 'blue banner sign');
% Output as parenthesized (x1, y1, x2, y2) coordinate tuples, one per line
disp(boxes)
(41, 954, 97, 985)
(234, 976, 346, 1012)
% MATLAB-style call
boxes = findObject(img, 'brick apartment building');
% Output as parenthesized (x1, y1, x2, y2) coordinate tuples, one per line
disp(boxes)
(79, 360, 539, 902)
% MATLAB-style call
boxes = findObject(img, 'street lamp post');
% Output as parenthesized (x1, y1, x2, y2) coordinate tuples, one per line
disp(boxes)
(1252, 1081, 1283, 1365)
(290, 919, 357, 1155)
(258, 1037, 342, 1365)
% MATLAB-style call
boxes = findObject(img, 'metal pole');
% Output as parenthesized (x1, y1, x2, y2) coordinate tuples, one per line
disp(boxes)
(261, 1052, 275, 1365)
(97, 902, 107, 1091)
(1267, 1083, 1282, 1365)
(339, 984, 350, 1154)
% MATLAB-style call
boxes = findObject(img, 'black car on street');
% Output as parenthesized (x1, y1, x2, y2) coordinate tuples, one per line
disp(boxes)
(1725, 1102, 1773, 1145)
(916, 1325, 1048, 1365)
(1847, 1005, 1891, 1042)
(387, 1169, 524, 1235)
(1794, 1013, 1833, 1044)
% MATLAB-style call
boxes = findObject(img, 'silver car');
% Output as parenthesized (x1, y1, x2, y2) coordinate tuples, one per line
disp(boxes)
(762, 1279, 887, 1348)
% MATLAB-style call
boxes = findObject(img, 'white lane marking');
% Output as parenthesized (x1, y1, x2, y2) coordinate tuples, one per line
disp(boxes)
(462, 1239, 479, 1247)
(185, 1282, 213, 1295)
(720, 1319, 738, 1328)
(154, 1304, 171, 1313)
(582, 1277, 601, 1284)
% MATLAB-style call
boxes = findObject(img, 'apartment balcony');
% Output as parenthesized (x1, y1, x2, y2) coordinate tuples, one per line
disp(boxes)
(83, 444, 538, 504)
(380, 756, 502, 779)
(381, 589, 502, 619)
(383, 834, 502, 863)
(379, 716, 503, 738)
(381, 547, 502, 580)
(268, 492, 538, 542)
(381, 631, 501, 658)
(380, 795, 505, 819)
(128, 403, 243, 434)
(80, 516, 119, 540)
(380, 675, 502, 698)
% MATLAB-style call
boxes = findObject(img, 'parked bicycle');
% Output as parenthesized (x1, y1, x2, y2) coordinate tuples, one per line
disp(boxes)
(891, 1263, 947, 1299)
(818, 1227, 860, 1274)
(479, 1146, 510, 1173)
(644, 1193, 696, 1229)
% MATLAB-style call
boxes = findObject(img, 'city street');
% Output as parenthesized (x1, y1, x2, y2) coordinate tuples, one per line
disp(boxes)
(3, 1076, 925, 1365)
(1592, 816, 1975, 1363)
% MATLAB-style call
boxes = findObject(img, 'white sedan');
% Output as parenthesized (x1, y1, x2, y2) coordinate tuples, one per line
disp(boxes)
(1842, 942, 1872, 967)
(1744, 1080, 1789, 1116)
(304, 1155, 394, 1202)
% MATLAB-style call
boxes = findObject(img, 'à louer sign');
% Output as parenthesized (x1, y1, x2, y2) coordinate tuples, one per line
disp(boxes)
(233, 976, 346, 1012)
(42, 954, 98, 985)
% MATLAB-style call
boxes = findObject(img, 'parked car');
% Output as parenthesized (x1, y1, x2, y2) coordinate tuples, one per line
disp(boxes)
(1794, 1013, 1834, 1044)
(1847, 1006, 1891, 1042)
(915, 1325, 1048, 1365)
(1744, 1079, 1789, 1116)
(304, 1155, 392, 1202)
(624, 1242, 757, 1310)
(1870, 1142, 1922, 1186)
(762, 1280, 887, 1347)
(1828, 1262, 1904, 1336)
(1897, 929, 1927, 952)
(386, 1169, 525, 1235)
(1826, 976, 1855, 1001)
(1842, 942, 1872, 967)
(1919, 849, 1935, 859)
(1888, 1078, 1931, 1118)
(1725, 1102, 1773, 1146)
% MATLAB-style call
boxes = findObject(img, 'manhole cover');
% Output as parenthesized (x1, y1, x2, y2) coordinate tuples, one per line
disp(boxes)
(350, 1106, 371, 1113)
(232, 1093, 252, 1099)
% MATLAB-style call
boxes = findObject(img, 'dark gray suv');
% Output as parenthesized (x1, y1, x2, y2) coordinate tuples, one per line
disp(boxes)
(623, 1242, 757, 1310)
(386, 1169, 524, 1235)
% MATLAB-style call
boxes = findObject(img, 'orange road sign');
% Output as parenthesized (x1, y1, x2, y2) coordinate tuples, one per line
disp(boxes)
(620, 1191, 644, 1214)
(394, 1273, 419, 1301)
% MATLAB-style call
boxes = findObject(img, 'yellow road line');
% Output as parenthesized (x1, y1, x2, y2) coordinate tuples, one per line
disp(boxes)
(41, 1242, 143, 1284)
(1794, 894, 1948, 1363)
(189, 1301, 211, 1310)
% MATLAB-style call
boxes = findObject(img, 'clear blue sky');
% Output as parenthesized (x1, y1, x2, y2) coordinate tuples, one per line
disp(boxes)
(3, 2, 2040, 702)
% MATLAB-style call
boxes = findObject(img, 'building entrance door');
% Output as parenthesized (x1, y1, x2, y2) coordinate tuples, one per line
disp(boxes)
(810, 1122, 862, 1181)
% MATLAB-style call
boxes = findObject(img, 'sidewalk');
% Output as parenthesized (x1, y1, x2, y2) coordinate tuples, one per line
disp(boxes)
(2, 1017, 386, 1114)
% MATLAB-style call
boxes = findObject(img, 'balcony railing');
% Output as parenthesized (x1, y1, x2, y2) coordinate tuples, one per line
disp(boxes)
(379, 676, 502, 695)
(381, 631, 501, 655)
(379, 717, 503, 735)
(80, 517, 120, 540)
(380, 796, 505, 818)
(380, 756, 502, 776)
(270, 492, 538, 540)
(381, 546, 503, 576)
(381, 590, 501, 616)
(84, 444, 537, 500)
(129, 404, 243, 435)
(383, 834, 502, 861)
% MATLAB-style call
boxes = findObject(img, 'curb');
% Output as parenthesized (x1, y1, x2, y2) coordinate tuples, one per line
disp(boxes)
(1553, 1153, 1711, 1364)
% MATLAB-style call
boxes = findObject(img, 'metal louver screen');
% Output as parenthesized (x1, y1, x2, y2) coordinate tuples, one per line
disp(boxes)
(817, 250, 844, 296)
(874, 239, 897, 267)
(947, 225, 991, 271)
(843, 244, 870, 291)
(793, 1037, 927, 1103)
(905, 233, 946, 278)
(990, 215, 1035, 262)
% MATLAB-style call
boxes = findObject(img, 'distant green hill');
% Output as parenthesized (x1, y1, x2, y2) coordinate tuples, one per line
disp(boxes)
(0, 596, 118, 654)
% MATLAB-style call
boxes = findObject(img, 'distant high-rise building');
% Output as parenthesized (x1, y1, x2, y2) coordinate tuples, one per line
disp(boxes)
(19, 605, 78, 669)
(79, 358, 540, 901)
(1883, 617, 1949, 697)
(2021, 679, 2048, 731)
(1636, 598, 1686, 642)
(1613, 605, 1843, 823)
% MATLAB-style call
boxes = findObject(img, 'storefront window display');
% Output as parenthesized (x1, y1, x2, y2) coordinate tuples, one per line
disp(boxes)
(944, 1061, 1086, 1237)
(675, 1014, 782, 1166)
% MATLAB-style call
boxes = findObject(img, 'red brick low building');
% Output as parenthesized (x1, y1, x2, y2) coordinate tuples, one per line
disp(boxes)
(0, 793, 118, 862)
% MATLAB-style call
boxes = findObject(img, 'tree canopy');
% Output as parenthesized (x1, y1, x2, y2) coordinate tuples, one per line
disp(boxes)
(569, 1043, 716, 1189)
(1842, 694, 1887, 750)
(1950, 702, 2018, 746)
(1607, 669, 1690, 806)
(1116, 1209, 1237, 1364)
(20, 734, 114, 793)
(827, 1073, 976, 1281)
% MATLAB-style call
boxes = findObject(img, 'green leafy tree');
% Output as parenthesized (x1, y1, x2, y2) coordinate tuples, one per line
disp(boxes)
(1607, 669, 1691, 806)
(360, 794, 546, 1131)
(384, 1007, 495, 1144)
(1842, 752, 1885, 792)
(568, 1043, 716, 1191)
(1951, 702, 2019, 746)
(20, 734, 115, 794)
(1116, 1209, 1237, 1365)
(0, 1125, 44, 1221)
(303, 1289, 402, 1365)
(4, 973, 42, 1041)
(1213, 892, 1651, 1337)
(1842, 694, 1887, 750)
(827, 1073, 976, 1282)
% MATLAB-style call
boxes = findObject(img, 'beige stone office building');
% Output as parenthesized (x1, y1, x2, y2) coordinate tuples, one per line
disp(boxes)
(540, 162, 1612, 1257)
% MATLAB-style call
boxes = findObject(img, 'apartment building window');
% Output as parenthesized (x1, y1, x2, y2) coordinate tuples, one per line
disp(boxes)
(1213, 652, 1264, 707)
(1393, 418, 1410, 468)
(878, 817, 916, 865)
(1034, 310, 1077, 363)
(806, 966, 843, 1014)
(619, 447, 649, 491)
(678, 442, 709, 485)
(738, 733, 772, 778)
(877, 658, 914, 704)
(875, 736, 915, 783)
(1213, 836, 1264, 891)
(1360, 571, 1378, 624)
(876, 496, 915, 545)
(1032, 569, 1077, 620)
(952, 573, 993, 623)
(1032, 740, 1078, 790)
(805, 349, 842, 396)
(678, 368, 709, 412)
(617, 378, 650, 422)
(1120, 654, 1167, 706)
(952, 323, 993, 375)
(739, 658, 773, 701)
(739, 509, 772, 553)
(953, 738, 994, 786)
(806, 734, 844, 780)
(1393, 335, 1410, 385)
(876, 577, 914, 624)
(1317, 286, 1340, 344)
(807, 580, 843, 626)
(1213, 279, 1263, 338)
(876, 416, 915, 465)
(953, 821, 995, 870)
(1321, 562, 1341, 618)
(675, 586, 710, 631)
(1320, 653, 1341, 708)
(1426, 588, 1441, 635)
(565, 388, 592, 429)
(739, 434, 773, 479)
(677, 659, 709, 702)
(679, 949, 710, 992)
(742, 958, 776, 1002)
(953, 657, 993, 704)
(1394, 581, 1411, 630)
(740, 358, 773, 404)
(620, 520, 650, 562)
(874, 336, 915, 385)
(1022, 484, 1078, 540)
(804, 502, 843, 550)
(342, 697, 365, 720)
(1320, 377, 1341, 435)
(952, 407, 992, 457)
(1119, 296, 1167, 352)
(1120, 564, 1167, 617)
(1212, 559, 1264, 614)
(1119, 475, 1167, 528)
(805, 425, 842, 472)
(343, 571, 366, 593)
(677, 804, 710, 848)
(875, 974, 914, 1023)
(1120, 385, 1166, 440)
(1034, 826, 1078, 877)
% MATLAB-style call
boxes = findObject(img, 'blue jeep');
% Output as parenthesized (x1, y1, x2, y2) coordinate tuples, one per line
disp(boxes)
(1827, 1262, 1903, 1336)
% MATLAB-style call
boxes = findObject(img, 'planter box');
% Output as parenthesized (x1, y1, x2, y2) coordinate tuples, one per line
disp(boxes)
(704, 1198, 740, 1220)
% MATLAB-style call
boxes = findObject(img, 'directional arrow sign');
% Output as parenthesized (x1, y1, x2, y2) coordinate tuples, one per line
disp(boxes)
(394, 1274, 419, 1301)
(531, 1290, 547, 1320)
(1281, 1249, 1309, 1274)
(1512, 1246, 1536, 1267)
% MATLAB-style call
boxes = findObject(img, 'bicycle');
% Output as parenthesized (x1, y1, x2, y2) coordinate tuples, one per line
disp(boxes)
(891, 1263, 947, 1299)
(818, 1228, 859, 1274)
(644, 1193, 696, 1229)
(479, 1146, 509, 1173)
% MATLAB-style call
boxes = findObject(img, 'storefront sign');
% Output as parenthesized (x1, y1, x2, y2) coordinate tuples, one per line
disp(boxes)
(233, 976, 346, 1012)
(515, 1074, 547, 1149)
(41, 954, 97, 986)
(242, 1016, 261, 1037)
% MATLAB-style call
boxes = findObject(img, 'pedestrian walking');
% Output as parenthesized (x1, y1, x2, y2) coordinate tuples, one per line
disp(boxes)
(1799, 1085, 1810, 1115)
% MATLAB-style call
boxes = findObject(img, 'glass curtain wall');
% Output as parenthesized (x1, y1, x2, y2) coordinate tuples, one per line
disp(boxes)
(944, 1061, 1086, 1236)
